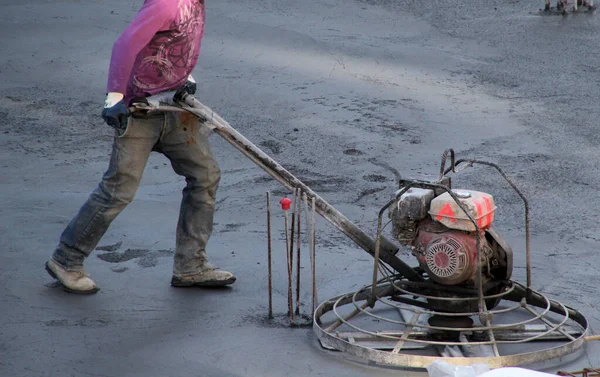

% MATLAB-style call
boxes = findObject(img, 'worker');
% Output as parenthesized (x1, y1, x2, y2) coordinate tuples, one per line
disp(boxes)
(45, 0, 235, 293)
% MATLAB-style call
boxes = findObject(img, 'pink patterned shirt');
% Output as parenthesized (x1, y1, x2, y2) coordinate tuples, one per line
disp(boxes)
(107, 0, 205, 105)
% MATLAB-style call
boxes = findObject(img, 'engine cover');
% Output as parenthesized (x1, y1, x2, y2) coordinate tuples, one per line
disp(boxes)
(415, 226, 487, 286)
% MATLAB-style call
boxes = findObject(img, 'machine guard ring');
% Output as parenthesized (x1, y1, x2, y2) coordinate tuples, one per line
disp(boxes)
(314, 279, 589, 369)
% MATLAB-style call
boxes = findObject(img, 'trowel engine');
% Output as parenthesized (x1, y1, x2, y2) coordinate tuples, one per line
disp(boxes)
(391, 180, 513, 310)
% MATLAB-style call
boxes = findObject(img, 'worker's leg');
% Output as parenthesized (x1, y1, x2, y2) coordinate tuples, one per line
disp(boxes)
(158, 112, 235, 286)
(49, 115, 162, 286)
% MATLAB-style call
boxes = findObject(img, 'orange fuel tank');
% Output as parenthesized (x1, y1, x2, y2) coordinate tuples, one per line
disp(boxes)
(428, 190, 496, 232)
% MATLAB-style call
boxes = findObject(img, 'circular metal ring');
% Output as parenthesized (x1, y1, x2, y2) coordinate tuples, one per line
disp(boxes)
(314, 280, 588, 369)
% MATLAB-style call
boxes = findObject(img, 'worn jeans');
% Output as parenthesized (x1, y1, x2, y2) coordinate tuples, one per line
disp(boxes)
(52, 111, 220, 276)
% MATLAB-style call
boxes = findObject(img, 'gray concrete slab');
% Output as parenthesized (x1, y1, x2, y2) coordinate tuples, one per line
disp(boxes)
(0, 0, 598, 376)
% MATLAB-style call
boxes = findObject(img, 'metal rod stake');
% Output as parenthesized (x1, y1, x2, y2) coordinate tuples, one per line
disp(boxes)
(283, 204, 293, 322)
(371, 213, 385, 305)
(267, 192, 273, 319)
(289, 189, 297, 323)
(311, 196, 318, 310)
(295, 189, 302, 316)
(303, 192, 315, 315)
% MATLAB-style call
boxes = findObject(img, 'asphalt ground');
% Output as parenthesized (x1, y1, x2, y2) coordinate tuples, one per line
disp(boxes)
(1, 0, 599, 376)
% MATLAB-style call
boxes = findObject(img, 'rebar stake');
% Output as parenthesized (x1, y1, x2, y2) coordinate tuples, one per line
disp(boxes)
(280, 197, 293, 322)
(303, 192, 314, 316)
(311, 196, 318, 312)
(289, 189, 297, 323)
(295, 189, 302, 316)
(267, 192, 273, 319)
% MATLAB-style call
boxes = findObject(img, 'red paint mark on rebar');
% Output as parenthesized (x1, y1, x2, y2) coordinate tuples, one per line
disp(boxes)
(437, 203, 456, 222)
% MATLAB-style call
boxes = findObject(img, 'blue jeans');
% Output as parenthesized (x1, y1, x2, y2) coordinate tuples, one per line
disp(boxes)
(52, 111, 221, 276)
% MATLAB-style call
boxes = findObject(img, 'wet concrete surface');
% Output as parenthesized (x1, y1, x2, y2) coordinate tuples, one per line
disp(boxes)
(1, 0, 599, 376)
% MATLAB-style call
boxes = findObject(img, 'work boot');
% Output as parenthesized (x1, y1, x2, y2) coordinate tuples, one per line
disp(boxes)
(171, 262, 236, 287)
(45, 259, 99, 294)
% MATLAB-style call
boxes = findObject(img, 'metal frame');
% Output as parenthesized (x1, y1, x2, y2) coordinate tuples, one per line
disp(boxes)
(371, 149, 532, 315)
(313, 149, 590, 368)
(313, 279, 589, 368)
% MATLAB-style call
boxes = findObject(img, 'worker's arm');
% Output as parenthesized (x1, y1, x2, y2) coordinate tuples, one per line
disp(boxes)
(106, 0, 176, 95)
(103, 0, 176, 129)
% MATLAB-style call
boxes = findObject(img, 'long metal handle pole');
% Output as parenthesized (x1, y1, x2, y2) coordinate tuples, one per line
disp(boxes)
(176, 95, 420, 281)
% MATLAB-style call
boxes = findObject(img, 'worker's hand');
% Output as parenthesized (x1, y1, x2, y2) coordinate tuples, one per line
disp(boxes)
(101, 92, 129, 132)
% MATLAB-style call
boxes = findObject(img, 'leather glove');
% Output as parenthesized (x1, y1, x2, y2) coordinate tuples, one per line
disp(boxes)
(101, 92, 129, 131)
